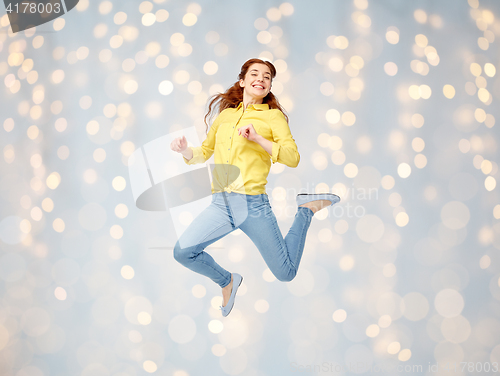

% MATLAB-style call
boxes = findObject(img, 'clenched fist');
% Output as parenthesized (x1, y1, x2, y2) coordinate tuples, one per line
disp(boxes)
(170, 135, 187, 153)
(238, 123, 260, 142)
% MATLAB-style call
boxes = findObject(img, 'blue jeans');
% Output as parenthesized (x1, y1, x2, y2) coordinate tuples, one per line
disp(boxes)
(173, 192, 314, 288)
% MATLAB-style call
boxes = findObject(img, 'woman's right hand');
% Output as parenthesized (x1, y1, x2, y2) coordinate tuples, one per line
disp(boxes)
(170, 135, 187, 153)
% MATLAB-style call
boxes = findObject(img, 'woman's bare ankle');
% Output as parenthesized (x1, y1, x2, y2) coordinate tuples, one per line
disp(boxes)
(221, 274, 233, 307)
(299, 199, 331, 214)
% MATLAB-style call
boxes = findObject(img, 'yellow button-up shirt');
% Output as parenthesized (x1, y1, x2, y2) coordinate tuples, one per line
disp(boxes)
(183, 102, 300, 195)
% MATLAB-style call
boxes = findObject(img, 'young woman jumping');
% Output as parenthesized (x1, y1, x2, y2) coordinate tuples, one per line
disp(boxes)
(170, 58, 340, 317)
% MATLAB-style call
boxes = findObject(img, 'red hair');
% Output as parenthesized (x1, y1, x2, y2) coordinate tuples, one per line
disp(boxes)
(204, 58, 289, 132)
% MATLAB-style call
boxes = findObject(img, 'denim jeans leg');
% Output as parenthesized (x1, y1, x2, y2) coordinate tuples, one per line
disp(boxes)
(238, 194, 314, 282)
(173, 194, 234, 288)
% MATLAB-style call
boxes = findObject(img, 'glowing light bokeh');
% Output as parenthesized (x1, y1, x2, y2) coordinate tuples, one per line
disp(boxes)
(1, 0, 499, 374)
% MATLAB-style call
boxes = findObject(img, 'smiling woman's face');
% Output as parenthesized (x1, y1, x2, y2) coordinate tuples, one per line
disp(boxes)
(239, 63, 272, 102)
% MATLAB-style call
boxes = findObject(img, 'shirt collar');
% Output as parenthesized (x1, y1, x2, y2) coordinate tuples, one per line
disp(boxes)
(237, 102, 269, 111)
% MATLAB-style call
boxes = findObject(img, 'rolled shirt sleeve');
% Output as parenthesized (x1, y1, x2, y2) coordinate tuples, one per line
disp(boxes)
(269, 110, 300, 167)
(183, 146, 206, 165)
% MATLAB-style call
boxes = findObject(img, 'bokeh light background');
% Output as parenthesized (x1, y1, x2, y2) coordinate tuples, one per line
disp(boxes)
(1, 0, 500, 375)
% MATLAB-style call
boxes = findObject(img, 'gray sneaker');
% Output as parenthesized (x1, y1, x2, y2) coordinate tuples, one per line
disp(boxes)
(296, 193, 341, 207)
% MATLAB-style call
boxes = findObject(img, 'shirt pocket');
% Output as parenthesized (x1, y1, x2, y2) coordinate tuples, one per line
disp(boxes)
(254, 122, 272, 141)
(215, 123, 230, 145)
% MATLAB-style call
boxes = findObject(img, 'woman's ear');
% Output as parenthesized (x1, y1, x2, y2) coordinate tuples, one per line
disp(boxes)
(239, 79, 245, 88)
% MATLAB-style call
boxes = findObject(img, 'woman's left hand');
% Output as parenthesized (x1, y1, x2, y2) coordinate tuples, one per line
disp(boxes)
(238, 123, 260, 142)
